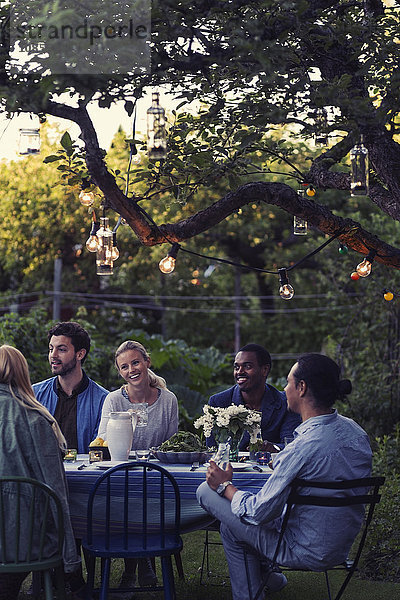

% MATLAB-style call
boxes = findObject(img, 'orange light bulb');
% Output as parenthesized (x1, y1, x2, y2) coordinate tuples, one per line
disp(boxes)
(159, 255, 176, 274)
(79, 190, 95, 206)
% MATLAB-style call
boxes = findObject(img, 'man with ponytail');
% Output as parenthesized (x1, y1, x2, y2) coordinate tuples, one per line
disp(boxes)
(197, 353, 372, 600)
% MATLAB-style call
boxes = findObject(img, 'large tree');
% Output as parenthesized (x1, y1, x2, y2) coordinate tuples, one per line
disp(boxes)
(2, 0, 400, 268)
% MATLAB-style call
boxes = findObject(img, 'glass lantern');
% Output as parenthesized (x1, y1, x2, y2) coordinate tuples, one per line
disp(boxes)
(294, 189, 308, 235)
(147, 92, 167, 160)
(19, 128, 40, 155)
(350, 136, 369, 196)
(96, 217, 114, 276)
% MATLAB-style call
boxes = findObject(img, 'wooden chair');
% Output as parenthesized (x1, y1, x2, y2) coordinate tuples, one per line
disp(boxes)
(82, 461, 183, 600)
(0, 476, 66, 600)
(241, 476, 385, 600)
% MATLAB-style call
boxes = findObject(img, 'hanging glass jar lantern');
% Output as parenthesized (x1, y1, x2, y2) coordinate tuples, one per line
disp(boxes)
(147, 92, 167, 160)
(294, 189, 308, 235)
(313, 108, 328, 146)
(96, 216, 114, 276)
(19, 128, 40, 155)
(350, 135, 369, 196)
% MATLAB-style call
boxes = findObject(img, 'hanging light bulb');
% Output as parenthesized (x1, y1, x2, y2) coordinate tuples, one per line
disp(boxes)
(383, 290, 394, 302)
(278, 268, 294, 300)
(111, 231, 119, 261)
(96, 215, 114, 275)
(85, 221, 100, 252)
(356, 249, 376, 278)
(350, 271, 360, 281)
(79, 189, 95, 206)
(306, 185, 316, 197)
(350, 135, 369, 196)
(159, 243, 180, 274)
(338, 243, 348, 254)
(147, 92, 167, 160)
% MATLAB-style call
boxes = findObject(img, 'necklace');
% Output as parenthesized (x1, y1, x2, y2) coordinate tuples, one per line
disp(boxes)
(122, 385, 160, 403)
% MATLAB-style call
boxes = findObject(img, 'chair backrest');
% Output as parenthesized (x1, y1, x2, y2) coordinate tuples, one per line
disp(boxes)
(272, 476, 385, 568)
(86, 461, 181, 551)
(0, 476, 65, 570)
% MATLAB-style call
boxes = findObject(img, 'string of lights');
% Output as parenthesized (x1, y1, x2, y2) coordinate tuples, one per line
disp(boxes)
(76, 103, 391, 302)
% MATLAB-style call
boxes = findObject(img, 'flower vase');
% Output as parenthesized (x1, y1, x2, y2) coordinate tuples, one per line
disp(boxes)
(229, 431, 243, 462)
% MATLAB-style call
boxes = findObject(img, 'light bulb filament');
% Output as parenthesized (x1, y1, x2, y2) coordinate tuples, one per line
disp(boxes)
(159, 255, 176, 274)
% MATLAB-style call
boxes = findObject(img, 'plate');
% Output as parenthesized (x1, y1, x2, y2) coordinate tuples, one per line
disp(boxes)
(151, 450, 213, 464)
(95, 460, 132, 469)
(230, 462, 255, 472)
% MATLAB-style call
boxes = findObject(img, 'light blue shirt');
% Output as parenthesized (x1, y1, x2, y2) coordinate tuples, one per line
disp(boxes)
(231, 410, 372, 569)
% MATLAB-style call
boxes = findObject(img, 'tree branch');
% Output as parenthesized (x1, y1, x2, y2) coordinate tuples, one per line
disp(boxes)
(44, 99, 400, 268)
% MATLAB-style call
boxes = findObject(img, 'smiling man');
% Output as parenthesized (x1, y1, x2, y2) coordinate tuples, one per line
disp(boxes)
(33, 321, 108, 453)
(208, 343, 300, 451)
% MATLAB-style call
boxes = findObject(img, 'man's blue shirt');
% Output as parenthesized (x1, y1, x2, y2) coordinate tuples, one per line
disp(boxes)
(208, 383, 301, 449)
(33, 374, 108, 453)
(231, 410, 372, 569)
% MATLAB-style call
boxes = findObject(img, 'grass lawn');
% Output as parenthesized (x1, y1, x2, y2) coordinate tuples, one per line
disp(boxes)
(19, 530, 400, 599)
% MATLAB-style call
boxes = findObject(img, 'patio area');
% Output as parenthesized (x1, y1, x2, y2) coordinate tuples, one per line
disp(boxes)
(18, 529, 400, 600)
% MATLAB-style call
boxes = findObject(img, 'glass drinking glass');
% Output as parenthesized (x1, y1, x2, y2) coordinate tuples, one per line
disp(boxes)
(64, 449, 77, 462)
(129, 403, 148, 427)
(135, 449, 150, 461)
(89, 450, 103, 463)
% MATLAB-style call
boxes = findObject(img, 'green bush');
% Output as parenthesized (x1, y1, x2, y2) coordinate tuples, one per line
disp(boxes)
(0, 311, 231, 431)
(359, 426, 400, 582)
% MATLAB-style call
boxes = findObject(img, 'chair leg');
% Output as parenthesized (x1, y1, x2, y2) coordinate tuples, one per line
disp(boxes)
(174, 551, 185, 580)
(42, 570, 53, 600)
(161, 556, 176, 600)
(332, 568, 357, 600)
(200, 529, 210, 584)
(324, 571, 333, 600)
(242, 549, 268, 600)
(53, 566, 66, 600)
(31, 572, 42, 598)
(85, 554, 96, 596)
(99, 557, 111, 600)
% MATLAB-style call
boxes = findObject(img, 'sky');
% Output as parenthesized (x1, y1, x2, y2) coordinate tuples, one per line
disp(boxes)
(0, 96, 152, 161)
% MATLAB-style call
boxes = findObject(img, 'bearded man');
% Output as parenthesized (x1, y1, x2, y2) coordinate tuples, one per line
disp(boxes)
(33, 321, 108, 453)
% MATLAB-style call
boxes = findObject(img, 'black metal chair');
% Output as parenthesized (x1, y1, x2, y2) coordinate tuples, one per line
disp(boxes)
(82, 461, 183, 600)
(241, 476, 385, 600)
(0, 476, 66, 600)
(199, 519, 229, 586)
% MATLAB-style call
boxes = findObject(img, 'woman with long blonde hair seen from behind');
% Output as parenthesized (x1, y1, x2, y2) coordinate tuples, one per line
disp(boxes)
(0, 345, 80, 600)
(98, 340, 179, 589)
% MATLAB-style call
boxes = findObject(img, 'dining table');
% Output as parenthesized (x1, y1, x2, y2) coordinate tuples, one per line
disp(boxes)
(64, 454, 273, 537)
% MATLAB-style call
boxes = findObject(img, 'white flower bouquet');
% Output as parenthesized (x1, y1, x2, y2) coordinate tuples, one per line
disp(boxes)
(194, 404, 262, 446)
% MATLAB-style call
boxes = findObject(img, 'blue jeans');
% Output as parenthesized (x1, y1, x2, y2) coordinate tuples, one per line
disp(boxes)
(196, 481, 281, 600)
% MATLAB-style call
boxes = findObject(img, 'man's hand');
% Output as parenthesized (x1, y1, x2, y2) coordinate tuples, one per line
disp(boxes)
(206, 459, 233, 491)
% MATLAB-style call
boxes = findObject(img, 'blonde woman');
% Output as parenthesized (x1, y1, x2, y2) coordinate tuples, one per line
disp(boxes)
(0, 345, 80, 600)
(98, 340, 178, 450)
(98, 340, 179, 590)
